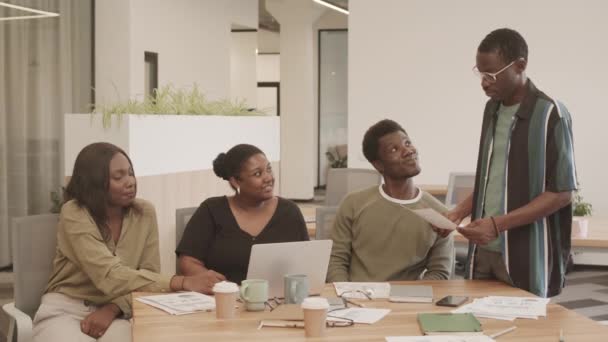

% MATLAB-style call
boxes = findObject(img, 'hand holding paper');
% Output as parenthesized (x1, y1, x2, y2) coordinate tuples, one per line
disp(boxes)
(412, 209, 457, 230)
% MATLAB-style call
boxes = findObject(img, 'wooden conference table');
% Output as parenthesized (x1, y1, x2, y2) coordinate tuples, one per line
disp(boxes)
(132, 280, 608, 341)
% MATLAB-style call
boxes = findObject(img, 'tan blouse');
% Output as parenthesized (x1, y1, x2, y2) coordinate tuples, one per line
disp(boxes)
(45, 198, 172, 318)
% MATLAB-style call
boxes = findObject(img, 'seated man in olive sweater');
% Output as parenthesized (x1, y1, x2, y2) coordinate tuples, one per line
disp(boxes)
(327, 119, 453, 282)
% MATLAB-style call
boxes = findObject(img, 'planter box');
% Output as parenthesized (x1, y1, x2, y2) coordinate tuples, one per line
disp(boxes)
(64, 113, 280, 176)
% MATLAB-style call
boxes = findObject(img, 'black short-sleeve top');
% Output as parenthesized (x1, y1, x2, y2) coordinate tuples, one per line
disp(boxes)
(176, 196, 310, 284)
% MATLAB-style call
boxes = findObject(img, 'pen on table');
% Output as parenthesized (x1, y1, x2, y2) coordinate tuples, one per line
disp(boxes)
(258, 320, 304, 329)
(559, 328, 564, 342)
(489, 326, 517, 338)
(344, 298, 365, 308)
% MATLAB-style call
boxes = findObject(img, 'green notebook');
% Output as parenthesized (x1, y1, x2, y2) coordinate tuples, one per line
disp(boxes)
(417, 313, 482, 335)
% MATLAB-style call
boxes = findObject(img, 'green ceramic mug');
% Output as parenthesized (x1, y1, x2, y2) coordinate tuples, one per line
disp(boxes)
(240, 279, 269, 311)
(284, 274, 309, 304)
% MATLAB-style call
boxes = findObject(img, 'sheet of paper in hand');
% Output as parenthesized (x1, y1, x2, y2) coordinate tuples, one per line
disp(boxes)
(412, 208, 457, 230)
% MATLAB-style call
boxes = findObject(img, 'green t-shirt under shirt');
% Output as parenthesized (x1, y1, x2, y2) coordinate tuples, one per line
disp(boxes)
(482, 102, 520, 252)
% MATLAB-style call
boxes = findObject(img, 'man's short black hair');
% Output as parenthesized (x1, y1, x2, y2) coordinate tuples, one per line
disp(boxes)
(478, 28, 528, 64)
(362, 119, 407, 163)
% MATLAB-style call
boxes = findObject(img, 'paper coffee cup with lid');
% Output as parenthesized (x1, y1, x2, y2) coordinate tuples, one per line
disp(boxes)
(213, 281, 239, 319)
(301, 297, 329, 337)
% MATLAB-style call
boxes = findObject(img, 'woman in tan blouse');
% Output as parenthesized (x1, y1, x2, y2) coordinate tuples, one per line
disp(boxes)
(33, 142, 209, 342)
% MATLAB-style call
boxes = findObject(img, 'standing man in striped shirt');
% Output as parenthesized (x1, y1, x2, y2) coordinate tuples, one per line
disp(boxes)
(447, 28, 577, 297)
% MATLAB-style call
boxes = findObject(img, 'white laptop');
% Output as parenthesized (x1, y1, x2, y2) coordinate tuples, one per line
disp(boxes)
(246, 240, 333, 298)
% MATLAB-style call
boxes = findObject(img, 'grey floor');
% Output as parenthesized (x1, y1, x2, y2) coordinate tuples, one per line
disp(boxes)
(551, 267, 608, 323)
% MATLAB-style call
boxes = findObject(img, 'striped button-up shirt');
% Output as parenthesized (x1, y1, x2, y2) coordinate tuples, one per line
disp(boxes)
(465, 79, 577, 297)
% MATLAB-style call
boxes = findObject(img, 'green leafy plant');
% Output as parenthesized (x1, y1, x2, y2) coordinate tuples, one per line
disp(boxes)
(50, 187, 65, 214)
(573, 192, 592, 217)
(325, 146, 347, 168)
(92, 84, 265, 128)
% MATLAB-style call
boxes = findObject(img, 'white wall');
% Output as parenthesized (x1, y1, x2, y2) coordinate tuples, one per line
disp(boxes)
(349, 0, 608, 218)
(96, 0, 257, 103)
(95, 0, 131, 105)
(129, 0, 230, 100)
(258, 28, 280, 53)
(228, 0, 258, 29)
(257, 54, 280, 82)
(231, 31, 258, 108)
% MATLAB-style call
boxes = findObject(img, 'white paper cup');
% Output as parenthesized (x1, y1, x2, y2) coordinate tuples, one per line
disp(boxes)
(213, 281, 239, 319)
(301, 297, 329, 337)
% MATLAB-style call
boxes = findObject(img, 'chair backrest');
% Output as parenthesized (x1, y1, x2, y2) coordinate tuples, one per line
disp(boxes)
(315, 206, 339, 240)
(445, 172, 476, 209)
(175, 206, 197, 272)
(11, 214, 59, 318)
(325, 168, 382, 206)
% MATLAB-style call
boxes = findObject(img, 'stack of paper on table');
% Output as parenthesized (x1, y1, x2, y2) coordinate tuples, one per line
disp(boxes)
(328, 308, 391, 324)
(386, 336, 495, 342)
(136, 292, 215, 315)
(333, 282, 391, 299)
(452, 296, 549, 320)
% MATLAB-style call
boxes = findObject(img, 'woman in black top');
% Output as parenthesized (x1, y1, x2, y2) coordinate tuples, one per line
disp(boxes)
(176, 144, 309, 293)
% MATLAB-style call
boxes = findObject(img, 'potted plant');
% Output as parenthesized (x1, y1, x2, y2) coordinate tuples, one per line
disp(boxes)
(325, 145, 347, 169)
(572, 192, 592, 238)
(92, 84, 264, 128)
(50, 187, 65, 214)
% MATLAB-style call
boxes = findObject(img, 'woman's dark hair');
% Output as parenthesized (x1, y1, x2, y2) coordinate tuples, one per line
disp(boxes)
(64, 142, 136, 240)
(362, 119, 407, 163)
(213, 144, 264, 182)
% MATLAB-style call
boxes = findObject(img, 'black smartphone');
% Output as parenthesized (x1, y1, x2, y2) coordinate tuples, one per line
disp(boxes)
(435, 295, 468, 307)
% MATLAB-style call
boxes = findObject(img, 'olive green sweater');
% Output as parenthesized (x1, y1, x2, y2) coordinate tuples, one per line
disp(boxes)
(327, 185, 454, 282)
(45, 199, 172, 318)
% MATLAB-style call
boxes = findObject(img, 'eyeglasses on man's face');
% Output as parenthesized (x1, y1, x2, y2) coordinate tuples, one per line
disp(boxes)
(472, 60, 515, 83)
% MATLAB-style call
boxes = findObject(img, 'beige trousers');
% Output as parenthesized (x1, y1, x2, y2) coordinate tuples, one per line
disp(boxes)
(33, 293, 131, 342)
(473, 247, 514, 286)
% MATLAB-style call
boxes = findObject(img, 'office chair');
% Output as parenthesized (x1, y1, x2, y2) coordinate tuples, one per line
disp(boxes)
(315, 206, 339, 240)
(2, 214, 59, 342)
(444, 172, 475, 209)
(175, 206, 197, 274)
